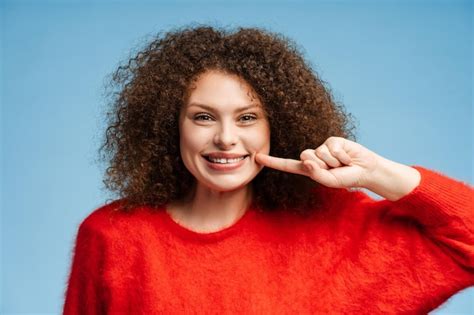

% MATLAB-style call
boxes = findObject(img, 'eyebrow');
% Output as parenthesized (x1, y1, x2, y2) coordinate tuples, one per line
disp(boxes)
(187, 103, 262, 113)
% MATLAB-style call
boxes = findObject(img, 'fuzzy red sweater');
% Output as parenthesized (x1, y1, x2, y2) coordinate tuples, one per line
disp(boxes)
(63, 166, 474, 314)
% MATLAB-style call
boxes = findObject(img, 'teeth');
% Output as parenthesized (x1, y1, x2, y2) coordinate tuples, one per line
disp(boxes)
(208, 156, 246, 164)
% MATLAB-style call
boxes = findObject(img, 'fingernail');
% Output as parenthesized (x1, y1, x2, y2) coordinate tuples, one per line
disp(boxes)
(304, 163, 313, 171)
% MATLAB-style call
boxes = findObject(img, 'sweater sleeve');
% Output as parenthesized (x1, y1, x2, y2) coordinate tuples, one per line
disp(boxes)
(381, 166, 474, 269)
(63, 215, 106, 315)
(366, 166, 474, 311)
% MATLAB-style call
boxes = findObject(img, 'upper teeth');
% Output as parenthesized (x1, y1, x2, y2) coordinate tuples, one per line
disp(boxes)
(208, 156, 246, 164)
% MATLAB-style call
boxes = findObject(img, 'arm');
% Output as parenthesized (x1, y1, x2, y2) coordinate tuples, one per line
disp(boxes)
(255, 137, 474, 311)
(256, 137, 473, 263)
(362, 155, 421, 202)
(359, 166, 474, 312)
(371, 165, 474, 269)
(360, 151, 473, 269)
(63, 217, 106, 315)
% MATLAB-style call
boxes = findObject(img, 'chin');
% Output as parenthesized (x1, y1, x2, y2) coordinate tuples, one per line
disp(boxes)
(203, 179, 252, 193)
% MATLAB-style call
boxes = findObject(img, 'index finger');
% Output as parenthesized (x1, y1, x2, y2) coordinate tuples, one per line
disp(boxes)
(255, 153, 307, 176)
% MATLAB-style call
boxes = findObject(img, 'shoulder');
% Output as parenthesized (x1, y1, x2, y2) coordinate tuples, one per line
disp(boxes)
(304, 185, 381, 229)
(315, 185, 375, 212)
(263, 186, 374, 229)
(78, 199, 165, 239)
(79, 199, 123, 231)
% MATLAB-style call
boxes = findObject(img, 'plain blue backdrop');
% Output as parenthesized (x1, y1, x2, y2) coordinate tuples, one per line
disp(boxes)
(1, 0, 472, 313)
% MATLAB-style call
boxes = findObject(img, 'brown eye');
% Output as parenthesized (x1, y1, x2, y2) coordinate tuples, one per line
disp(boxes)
(240, 114, 257, 123)
(194, 113, 213, 121)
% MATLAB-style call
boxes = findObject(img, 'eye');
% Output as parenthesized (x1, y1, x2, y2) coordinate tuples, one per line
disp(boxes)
(240, 114, 257, 123)
(194, 113, 214, 121)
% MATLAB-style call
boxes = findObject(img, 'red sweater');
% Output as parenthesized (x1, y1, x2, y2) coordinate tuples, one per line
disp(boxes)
(63, 166, 474, 314)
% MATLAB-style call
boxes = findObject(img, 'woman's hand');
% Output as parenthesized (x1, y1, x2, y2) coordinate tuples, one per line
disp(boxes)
(256, 137, 379, 189)
(255, 136, 421, 201)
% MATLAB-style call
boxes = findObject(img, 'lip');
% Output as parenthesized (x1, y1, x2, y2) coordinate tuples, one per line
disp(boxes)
(202, 152, 249, 159)
(202, 155, 249, 171)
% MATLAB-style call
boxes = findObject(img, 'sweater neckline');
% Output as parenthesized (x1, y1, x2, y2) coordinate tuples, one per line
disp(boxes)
(161, 204, 257, 242)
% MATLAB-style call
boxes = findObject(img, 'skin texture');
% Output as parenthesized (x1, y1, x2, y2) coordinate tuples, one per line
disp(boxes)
(167, 70, 271, 231)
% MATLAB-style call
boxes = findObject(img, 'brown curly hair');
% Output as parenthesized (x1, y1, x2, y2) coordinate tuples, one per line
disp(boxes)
(99, 24, 357, 215)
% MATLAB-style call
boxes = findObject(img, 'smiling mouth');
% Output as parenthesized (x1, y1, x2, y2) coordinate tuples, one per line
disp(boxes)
(202, 155, 250, 164)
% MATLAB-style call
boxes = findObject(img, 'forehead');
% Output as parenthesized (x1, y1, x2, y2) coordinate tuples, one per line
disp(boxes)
(184, 71, 261, 110)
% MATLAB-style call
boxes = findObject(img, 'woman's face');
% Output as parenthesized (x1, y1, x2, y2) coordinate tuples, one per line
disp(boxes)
(179, 70, 271, 192)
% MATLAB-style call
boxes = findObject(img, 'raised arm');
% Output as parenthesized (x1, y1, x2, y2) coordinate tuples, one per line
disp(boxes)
(374, 165, 473, 268)
(359, 166, 474, 312)
(256, 137, 474, 311)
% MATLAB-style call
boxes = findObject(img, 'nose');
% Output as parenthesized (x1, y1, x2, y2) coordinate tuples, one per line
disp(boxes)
(214, 122, 238, 148)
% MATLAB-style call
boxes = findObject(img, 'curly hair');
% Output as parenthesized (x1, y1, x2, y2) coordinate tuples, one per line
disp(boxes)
(99, 24, 357, 215)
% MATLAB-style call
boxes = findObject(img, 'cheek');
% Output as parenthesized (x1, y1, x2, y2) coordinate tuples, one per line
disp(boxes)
(180, 125, 210, 154)
(245, 127, 271, 153)
(257, 123, 271, 148)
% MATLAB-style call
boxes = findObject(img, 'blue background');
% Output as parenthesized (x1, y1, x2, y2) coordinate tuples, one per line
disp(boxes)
(1, 0, 472, 313)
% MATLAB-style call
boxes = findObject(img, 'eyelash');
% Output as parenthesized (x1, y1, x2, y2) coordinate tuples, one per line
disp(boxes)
(194, 113, 257, 123)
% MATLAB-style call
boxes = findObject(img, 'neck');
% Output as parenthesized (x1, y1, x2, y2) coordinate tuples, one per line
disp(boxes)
(168, 183, 253, 233)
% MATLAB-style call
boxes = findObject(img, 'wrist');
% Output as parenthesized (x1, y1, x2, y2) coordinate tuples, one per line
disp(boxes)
(363, 156, 421, 201)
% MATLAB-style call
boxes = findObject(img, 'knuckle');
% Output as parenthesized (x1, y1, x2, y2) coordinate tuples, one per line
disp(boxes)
(315, 158, 324, 167)
(330, 146, 340, 155)
(300, 149, 314, 160)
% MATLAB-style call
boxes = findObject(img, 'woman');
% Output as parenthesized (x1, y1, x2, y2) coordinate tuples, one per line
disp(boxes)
(63, 25, 473, 314)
